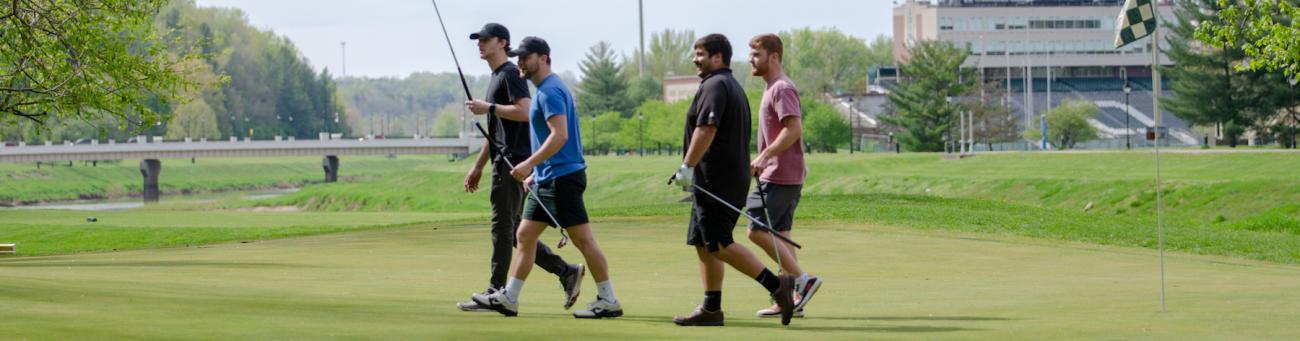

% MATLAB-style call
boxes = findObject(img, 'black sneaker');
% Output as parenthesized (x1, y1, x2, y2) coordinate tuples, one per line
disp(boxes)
(773, 274, 796, 325)
(559, 264, 585, 310)
(673, 306, 724, 326)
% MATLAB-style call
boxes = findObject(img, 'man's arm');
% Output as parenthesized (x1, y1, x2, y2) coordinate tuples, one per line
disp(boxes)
(756, 116, 802, 162)
(467, 97, 531, 122)
(683, 125, 717, 167)
(464, 139, 491, 193)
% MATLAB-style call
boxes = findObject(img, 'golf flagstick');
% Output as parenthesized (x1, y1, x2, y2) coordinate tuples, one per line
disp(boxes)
(674, 177, 802, 249)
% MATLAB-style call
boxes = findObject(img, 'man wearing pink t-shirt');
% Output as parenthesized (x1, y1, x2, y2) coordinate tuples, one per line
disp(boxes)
(746, 34, 822, 319)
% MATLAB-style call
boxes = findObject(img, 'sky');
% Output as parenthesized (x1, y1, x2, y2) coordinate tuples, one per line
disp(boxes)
(193, 0, 896, 79)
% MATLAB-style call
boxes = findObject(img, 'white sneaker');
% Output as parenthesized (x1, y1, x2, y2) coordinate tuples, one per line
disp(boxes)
(794, 276, 822, 311)
(756, 304, 805, 318)
(573, 297, 623, 319)
(472, 289, 518, 317)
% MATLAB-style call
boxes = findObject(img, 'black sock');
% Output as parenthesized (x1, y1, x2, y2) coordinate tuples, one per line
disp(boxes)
(703, 291, 722, 312)
(755, 268, 781, 293)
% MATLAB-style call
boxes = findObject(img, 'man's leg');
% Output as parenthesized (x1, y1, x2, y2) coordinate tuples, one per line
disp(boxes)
(563, 224, 608, 282)
(487, 168, 516, 289)
(475, 219, 548, 317)
(502, 173, 571, 277)
(509, 220, 550, 282)
(746, 184, 803, 275)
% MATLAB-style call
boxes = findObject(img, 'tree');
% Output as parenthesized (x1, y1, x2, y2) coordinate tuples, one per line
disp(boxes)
(1023, 99, 1099, 150)
(431, 105, 461, 138)
(1198, 0, 1300, 80)
(625, 73, 662, 108)
(1168, 0, 1291, 147)
(625, 29, 697, 82)
(165, 100, 220, 139)
(883, 40, 976, 152)
(0, 0, 201, 130)
(579, 41, 633, 117)
(779, 28, 874, 94)
(801, 96, 850, 153)
(968, 80, 1020, 150)
(631, 99, 691, 154)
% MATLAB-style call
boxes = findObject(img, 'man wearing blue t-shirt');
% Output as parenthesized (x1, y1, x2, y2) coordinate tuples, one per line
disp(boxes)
(475, 37, 623, 319)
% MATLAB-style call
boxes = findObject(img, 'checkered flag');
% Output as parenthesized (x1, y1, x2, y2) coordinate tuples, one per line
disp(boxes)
(1114, 0, 1156, 49)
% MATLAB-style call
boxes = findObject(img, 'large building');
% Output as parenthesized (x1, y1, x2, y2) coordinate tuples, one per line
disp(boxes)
(866, 0, 1198, 149)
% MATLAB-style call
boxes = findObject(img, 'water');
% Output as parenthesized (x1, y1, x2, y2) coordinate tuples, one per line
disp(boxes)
(2, 188, 300, 211)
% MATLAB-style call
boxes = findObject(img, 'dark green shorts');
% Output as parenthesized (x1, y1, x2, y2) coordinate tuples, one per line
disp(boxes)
(522, 170, 590, 228)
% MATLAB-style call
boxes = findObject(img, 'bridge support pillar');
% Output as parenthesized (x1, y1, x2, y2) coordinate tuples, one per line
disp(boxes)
(140, 159, 161, 203)
(322, 155, 339, 183)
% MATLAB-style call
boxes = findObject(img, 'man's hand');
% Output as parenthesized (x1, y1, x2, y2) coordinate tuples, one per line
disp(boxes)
(464, 166, 484, 193)
(511, 161, 535, 182)
(750, 155, 772, 176)
(466, 100, 493, 115)
(668, 164, 694, 190)
(523, 176, 535, 193)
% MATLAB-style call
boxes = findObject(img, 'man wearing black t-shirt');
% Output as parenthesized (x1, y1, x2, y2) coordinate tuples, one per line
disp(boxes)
(668, 34, 796, 327)
(458, 23, 584, 313)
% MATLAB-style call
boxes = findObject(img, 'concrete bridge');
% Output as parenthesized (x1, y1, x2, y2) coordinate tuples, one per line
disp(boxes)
(0, 136, 480, 202)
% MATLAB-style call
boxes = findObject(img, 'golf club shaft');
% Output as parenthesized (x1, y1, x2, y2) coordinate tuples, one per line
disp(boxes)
(691, 184, 802, 249)
(756, 179, 785, 272)
(473, 120, 564, 235)
(431, 0, 474, 101)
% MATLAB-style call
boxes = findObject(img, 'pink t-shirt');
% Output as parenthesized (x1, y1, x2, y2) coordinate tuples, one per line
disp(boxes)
(757, 75, 806, 185)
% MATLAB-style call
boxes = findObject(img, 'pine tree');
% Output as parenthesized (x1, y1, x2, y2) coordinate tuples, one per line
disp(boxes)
(883, 41, 976, 152)
(578, 41, 633, 117)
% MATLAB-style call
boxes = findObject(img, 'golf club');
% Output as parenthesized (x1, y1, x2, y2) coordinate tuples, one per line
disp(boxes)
(431, 0, 473, 101)
(671, 176, 802, 249)
(473, 119, 570, 249)
(755, 179, 786, 273)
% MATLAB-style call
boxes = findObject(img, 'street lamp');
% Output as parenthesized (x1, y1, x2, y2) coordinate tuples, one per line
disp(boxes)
(638, 112, 644, 157)
(591, 114, 597, 155)
(1124, 79, 1132, 150)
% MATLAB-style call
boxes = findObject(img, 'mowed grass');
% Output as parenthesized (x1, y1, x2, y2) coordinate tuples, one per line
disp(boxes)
(0, 210, 476, 256)
(2, 218, 1299, 339)
(0, 155, 433, 204)
(243, 152, 1300, 263)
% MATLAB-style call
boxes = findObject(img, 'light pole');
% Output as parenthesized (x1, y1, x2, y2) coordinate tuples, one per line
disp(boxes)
(1124, 79, 1132, 150)
(638, 112, 644, 156)
(591, 114, 597, 155)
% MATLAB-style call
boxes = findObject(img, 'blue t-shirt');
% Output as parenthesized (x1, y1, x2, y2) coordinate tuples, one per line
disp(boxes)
(528, 74, 586, 185)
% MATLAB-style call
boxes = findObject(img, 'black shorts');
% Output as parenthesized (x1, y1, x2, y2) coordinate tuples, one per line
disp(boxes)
(686, 189, 745, 252)
(522, 170, 590, 228)
(746, 182, 802, 232)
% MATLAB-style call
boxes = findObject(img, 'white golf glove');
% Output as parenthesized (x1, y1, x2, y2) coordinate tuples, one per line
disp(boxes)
(669, 163, 694, 190)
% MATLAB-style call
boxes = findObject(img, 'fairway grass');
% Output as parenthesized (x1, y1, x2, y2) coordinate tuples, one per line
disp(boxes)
(3, 217, 1298, 339)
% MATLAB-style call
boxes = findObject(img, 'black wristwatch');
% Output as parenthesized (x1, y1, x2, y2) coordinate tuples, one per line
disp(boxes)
(489, 103, 497, 115)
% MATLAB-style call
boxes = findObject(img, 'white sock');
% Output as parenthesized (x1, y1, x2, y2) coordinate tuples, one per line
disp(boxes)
(596, 280, 617, 302)
(505, 278, 525, 303)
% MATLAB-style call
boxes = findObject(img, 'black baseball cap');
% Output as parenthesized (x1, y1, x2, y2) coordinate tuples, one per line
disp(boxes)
(469, 23, 509, 41)
(507, 36, 550, 58)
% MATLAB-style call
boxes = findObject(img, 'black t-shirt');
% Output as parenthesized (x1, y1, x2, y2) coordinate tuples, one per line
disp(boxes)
(486, 61, 532, 166)
(684, 68, 751, 200)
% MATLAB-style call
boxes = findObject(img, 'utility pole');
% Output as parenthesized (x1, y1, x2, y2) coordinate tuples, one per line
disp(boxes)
(638, 0, 645, 74)
(341, 41, 347, 77)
